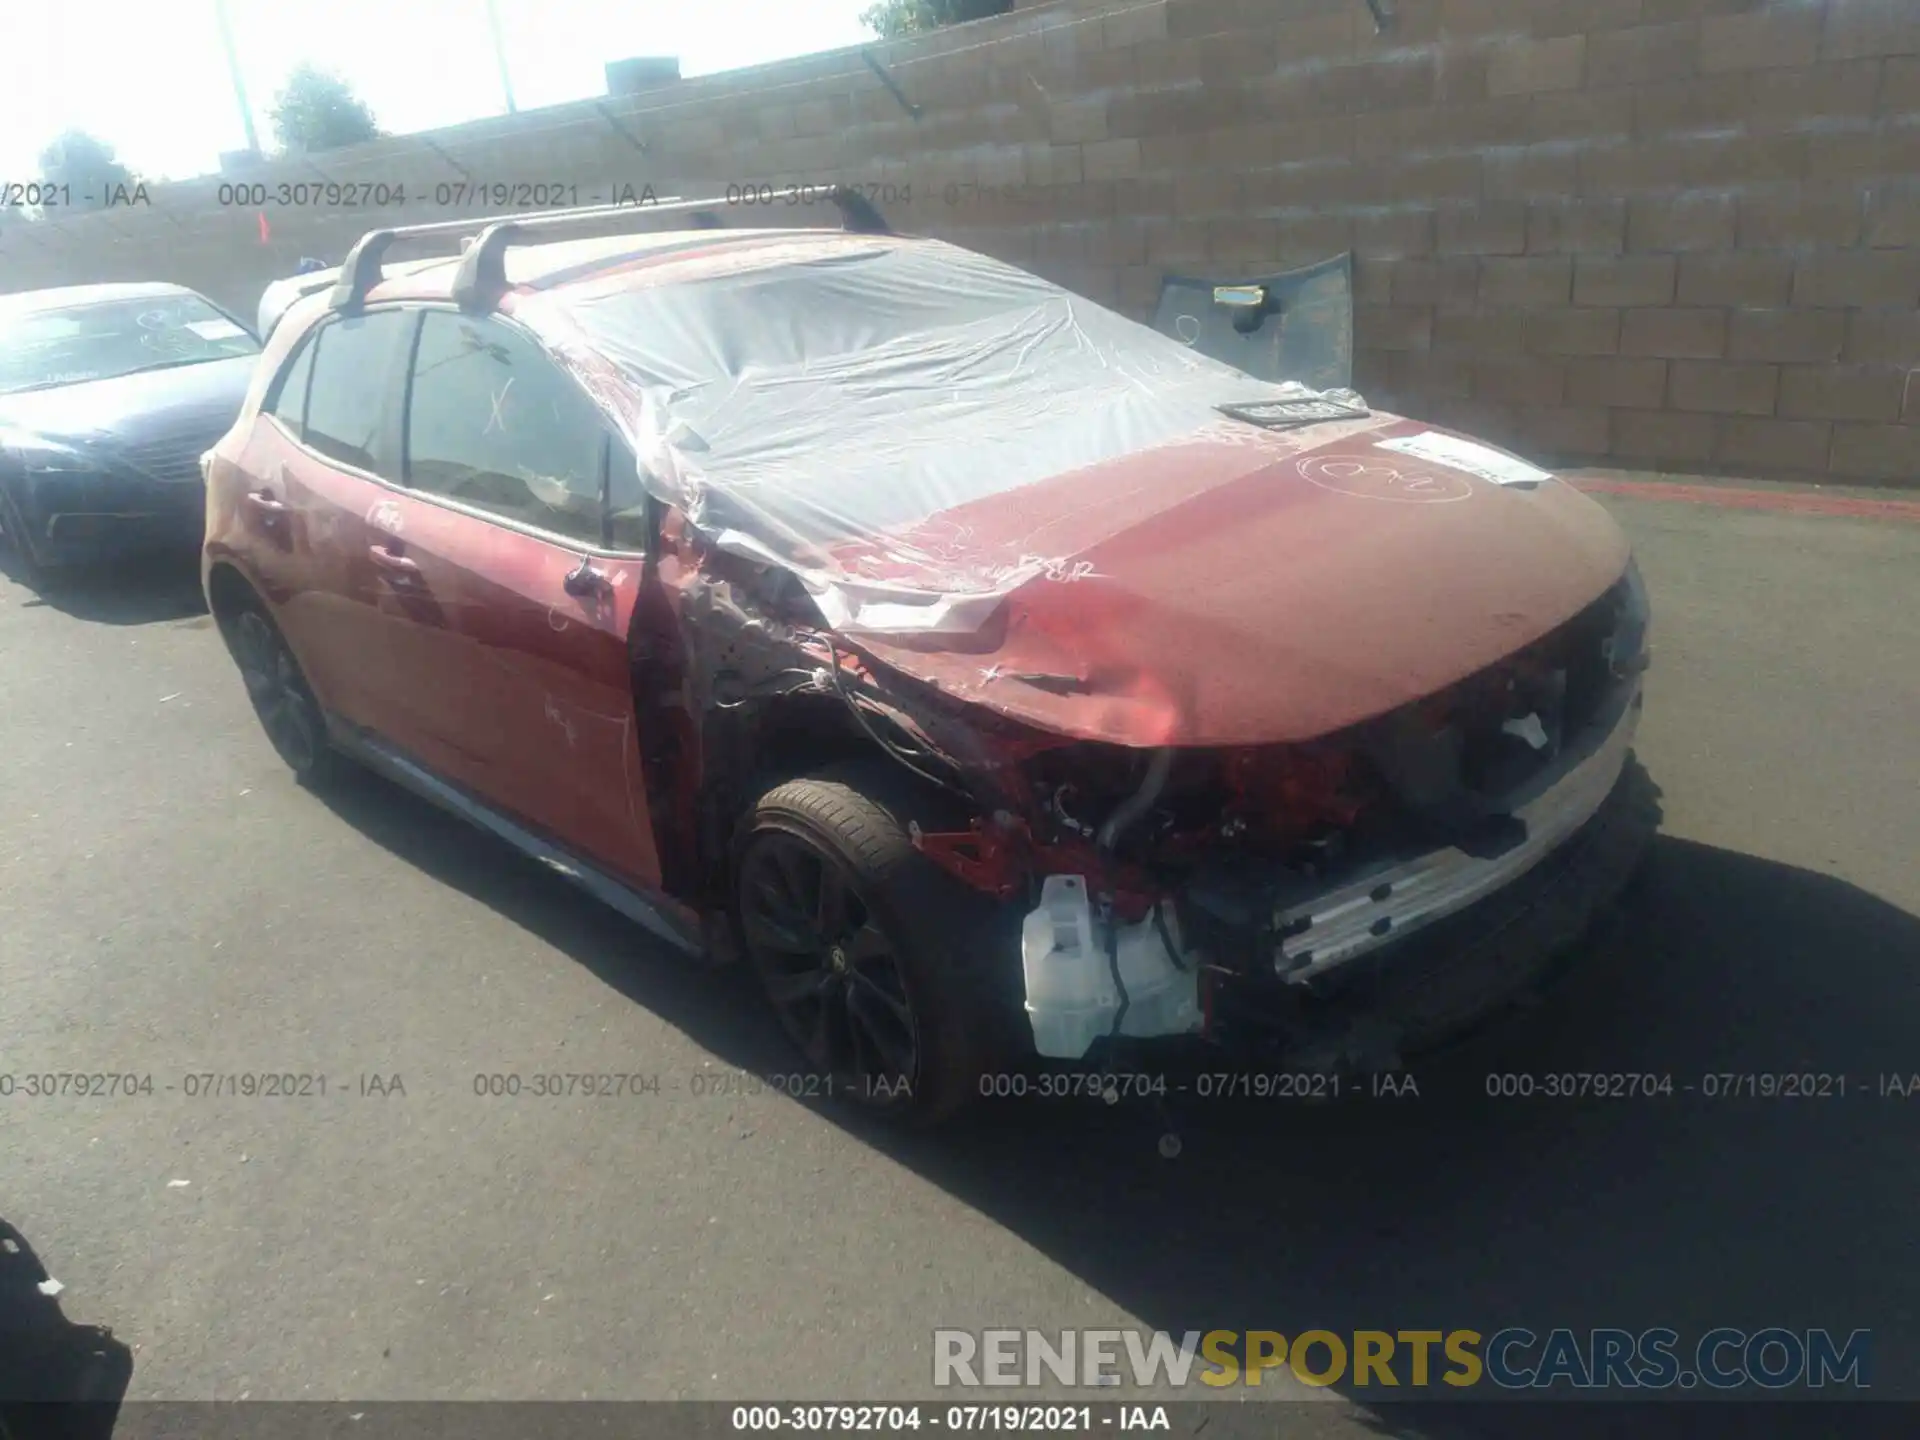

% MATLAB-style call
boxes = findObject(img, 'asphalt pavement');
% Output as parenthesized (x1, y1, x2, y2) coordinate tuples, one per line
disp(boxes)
(2, 476, 1917, 1437)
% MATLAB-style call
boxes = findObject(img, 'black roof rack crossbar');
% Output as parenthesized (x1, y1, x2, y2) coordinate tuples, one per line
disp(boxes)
(450, 186, 894, 311)
(330, 186, 893, 315)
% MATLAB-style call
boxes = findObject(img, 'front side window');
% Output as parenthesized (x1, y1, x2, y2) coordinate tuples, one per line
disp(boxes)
(403, 311, 608, 544)
(0, 292, 260, 396)
(606, 441, 651, 551)
(303, 312, 414, 476)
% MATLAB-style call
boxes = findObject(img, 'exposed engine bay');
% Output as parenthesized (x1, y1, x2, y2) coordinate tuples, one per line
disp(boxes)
(907, 562, 1651, 1059)
(632, 510, 1652, 1064)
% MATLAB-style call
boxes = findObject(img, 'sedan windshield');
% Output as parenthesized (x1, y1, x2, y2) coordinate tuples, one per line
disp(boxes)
(0, 294, 260, 396)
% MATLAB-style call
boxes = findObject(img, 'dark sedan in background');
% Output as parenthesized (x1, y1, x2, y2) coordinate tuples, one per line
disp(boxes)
(0, 282, 260, 585)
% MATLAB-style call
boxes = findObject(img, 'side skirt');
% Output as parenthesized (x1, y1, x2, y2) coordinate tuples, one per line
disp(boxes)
(326, 717, 705, 959)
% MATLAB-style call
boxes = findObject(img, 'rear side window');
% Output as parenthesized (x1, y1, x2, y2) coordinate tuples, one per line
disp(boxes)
(404, 311, 608, 543)
(263, 333, 316, 438)
(303, 311, 413, 476)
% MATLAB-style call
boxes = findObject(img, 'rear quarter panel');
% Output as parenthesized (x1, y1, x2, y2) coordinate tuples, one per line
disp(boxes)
(202, 296, 316, 586)
(202, 298, 356, 714)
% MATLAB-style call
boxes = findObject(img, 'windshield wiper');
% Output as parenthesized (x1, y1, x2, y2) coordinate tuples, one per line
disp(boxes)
(1217, 396, 1370, 430)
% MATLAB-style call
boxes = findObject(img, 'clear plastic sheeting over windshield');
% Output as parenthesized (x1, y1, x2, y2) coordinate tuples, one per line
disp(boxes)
(0, 294, 260, 396)
(559, 237, 1359, 634)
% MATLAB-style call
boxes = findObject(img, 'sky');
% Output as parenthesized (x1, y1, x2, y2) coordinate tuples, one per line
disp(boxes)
(0, 0, 881, 183)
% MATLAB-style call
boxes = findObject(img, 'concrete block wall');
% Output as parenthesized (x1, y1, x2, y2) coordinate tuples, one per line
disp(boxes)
(2, 0, 1915, 483)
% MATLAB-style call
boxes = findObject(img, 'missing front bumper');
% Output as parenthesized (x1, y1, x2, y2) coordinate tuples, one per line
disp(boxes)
(1010, 680, 1654, 1064)
(1272, 681, 1643, 986)
(1210, 745, 1662, 1069)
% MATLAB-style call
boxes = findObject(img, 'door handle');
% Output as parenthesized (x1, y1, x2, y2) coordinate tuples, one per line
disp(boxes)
(368, 542, 420, 575)
(563, 556, 610, 597)
(244, 489, 288, 514)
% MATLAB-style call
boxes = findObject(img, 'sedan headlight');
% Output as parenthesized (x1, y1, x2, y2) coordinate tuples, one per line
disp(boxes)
(1606, 556, 1651, 678)
(4, 436, 95, 476)
(24, 455, 94, 477)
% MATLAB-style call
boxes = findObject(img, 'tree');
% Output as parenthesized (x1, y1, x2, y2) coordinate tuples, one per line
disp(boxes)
(859, 0, 1011, 40)
(36, 130, 136, 209)
(269, 64, 381, 154)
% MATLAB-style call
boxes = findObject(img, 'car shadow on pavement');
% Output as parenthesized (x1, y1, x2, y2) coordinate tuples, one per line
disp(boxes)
(0, 1219, 132, 1440)
(312, 768, 805, 1071)
(313, 770, 1920, 1432)
(0, 546, 208, 627)
(883, 835, 1920, 1434)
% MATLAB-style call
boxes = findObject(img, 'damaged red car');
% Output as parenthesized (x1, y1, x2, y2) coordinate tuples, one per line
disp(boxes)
(203, 195, 1657, 1125)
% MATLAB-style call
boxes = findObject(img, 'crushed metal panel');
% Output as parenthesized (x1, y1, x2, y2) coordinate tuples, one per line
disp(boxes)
(849, 420, 1628, 749)
(1153, 253, 1355, 391)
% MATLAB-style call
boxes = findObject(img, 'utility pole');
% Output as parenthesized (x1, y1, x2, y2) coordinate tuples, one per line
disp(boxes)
(484, 0, 518, 113)
(213, 0, 262, 153)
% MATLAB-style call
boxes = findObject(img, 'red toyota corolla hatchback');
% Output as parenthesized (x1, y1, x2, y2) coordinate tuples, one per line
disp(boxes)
(204, 199, 1657, 1125)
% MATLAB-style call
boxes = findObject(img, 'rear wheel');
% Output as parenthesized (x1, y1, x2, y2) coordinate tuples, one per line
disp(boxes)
(736, 764, 1013, 1126)
(225, 600, 342, 786)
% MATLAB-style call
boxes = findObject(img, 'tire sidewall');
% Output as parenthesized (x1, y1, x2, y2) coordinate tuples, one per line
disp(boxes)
(226, 596, 339, 787)
(740, 776, 1010, 1125)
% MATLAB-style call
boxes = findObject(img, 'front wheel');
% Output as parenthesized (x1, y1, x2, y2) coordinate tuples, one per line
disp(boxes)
(735, 764, 1013, 1126)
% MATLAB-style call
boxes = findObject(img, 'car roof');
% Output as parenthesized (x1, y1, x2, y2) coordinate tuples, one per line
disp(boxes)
(264, 256, 447, 293)
(0, 281, 202, 315)
(358, 227, 900, 306)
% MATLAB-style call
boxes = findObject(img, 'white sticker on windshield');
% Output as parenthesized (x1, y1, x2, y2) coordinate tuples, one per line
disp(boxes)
(1375, 431, 1552, 486)
(186, 318, 246, 341)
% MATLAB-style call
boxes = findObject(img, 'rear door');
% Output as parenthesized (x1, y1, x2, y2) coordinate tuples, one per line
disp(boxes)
(231, 309, 422, 736)
(391, 307, 664, 890)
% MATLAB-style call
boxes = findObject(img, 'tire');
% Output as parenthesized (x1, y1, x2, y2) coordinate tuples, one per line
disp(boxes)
(0, 482, 55, 590)
(222, 595, 345, 787)
(735, 762, 1015, 1126)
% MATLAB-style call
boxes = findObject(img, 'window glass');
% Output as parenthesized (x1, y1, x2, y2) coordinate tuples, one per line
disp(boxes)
(264, 333, 316, 437)
(606, 441, 651, 551)
(404, 311, 608, 543)
(304, 312, 412, 475)
(0, 291, 259, 396)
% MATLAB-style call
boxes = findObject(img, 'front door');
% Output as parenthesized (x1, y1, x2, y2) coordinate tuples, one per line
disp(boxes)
(390, 306, 664, 889)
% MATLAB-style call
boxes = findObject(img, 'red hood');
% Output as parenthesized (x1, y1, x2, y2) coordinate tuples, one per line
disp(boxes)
(848, 414, 1630, 748)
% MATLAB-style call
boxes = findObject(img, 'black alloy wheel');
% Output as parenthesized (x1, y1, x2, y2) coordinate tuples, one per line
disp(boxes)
(738, 830, 922, 1096)
(228, 605, 334, 782)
